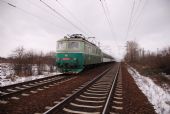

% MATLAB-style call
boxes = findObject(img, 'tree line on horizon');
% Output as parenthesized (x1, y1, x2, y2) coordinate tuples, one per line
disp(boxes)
(0, 46, 56, 77)
(125, 41, 170, 75)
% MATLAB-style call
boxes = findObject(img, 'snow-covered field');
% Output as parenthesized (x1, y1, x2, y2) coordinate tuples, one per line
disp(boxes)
(0, 63, 61, 87)
(128, 66, 170, 114)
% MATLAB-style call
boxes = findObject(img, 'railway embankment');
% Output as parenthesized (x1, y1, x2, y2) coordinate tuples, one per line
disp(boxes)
(122, 64, 156, 114)
(125, 63, 170, 114)
(129, 63, 170, 88)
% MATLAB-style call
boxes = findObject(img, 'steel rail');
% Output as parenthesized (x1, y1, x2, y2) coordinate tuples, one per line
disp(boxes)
(0, 74, 63, 90)
(102, 64, 120, 114)
(0, 76, 71, 99)
(43, 66, 113, 114)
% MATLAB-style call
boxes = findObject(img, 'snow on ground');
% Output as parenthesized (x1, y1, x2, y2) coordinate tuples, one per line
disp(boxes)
(161, 73, 170, 80)
(0, 72, 61, 87)
(0, 63, 14, 79)
(128, 66, 170, 114)
(0, 63, 61, 87)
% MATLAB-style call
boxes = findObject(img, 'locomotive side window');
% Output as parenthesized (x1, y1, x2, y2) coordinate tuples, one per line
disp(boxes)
(84, 43, 88, 53)
(68, 41, 79, 49)
(57, 41, 66, 50)
(92, 46, 95, 54)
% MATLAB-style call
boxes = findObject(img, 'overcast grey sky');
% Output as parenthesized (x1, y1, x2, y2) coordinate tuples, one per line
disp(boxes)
(0, 0, 170, 60)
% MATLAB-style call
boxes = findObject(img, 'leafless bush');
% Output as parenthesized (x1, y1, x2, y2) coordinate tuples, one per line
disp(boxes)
(9, 46, 56, 76)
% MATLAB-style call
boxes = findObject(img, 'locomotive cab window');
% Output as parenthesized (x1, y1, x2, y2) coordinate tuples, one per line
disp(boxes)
(68, 41, 79, 50)
(57, 41, 66, 50)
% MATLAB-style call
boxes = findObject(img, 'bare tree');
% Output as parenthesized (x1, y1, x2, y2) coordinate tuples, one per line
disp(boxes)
(24, 50, 35, 76)
(11, 46, 25, 76)
(45, 52, 56, 72)
(9, 46, 57, 77)
(125, 41, 139, 63)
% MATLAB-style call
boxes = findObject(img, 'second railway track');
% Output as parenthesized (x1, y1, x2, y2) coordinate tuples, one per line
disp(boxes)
(43, 63, 123, 114)
(0, 74, 76, 100)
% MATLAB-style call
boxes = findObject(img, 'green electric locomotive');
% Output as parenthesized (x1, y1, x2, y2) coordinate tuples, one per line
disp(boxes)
(55, 34, 114, 73)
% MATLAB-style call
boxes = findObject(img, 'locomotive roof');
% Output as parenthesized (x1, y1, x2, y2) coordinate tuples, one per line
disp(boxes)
(58, 35, 98, 47)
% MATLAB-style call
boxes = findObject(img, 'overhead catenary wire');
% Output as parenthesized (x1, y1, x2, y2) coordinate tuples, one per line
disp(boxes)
(103, 0, 119, 45)
(127, 0, 144, 32)
(40, 0, 88, 36)
(131, 0, 142, 27)
(99, 0, 119, 56)
(55, 0, 107, 49)
(103, 0, 114, 30)
(131, 0, 147, 32)
(55, 0, 94, 36)
(125, 0, 148, 42)
(100, 0, 115, 38)
(124, 0, 136, 41)
(26, 0, 57, 18)
(0, 0, 66, 32)
(25, 0, 69, 30)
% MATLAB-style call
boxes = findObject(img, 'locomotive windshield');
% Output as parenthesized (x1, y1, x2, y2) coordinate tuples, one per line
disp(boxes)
(57, 41, 66, 50)
(57, 41, 80, 51)
(68, 41, 79, 49)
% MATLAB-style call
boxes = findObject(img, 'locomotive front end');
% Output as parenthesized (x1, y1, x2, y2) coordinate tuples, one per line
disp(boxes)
(56, 39, 84, 73)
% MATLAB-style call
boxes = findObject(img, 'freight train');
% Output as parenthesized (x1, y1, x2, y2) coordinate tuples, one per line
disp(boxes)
(55, 34, 114, 73)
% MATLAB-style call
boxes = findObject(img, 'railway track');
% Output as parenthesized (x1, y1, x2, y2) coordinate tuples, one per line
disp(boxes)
(42, 63, 123, 114)
(0, 74, 76, 100)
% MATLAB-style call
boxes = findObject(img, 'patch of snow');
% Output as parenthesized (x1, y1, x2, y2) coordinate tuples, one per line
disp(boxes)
(0, 63, 61, 87)
(0, 63, 15, 79)
(128, 66, 170, 114)
(32, 65, 38, 76)
(0, 72, 61, 87)
(161, 73, 170, 80)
